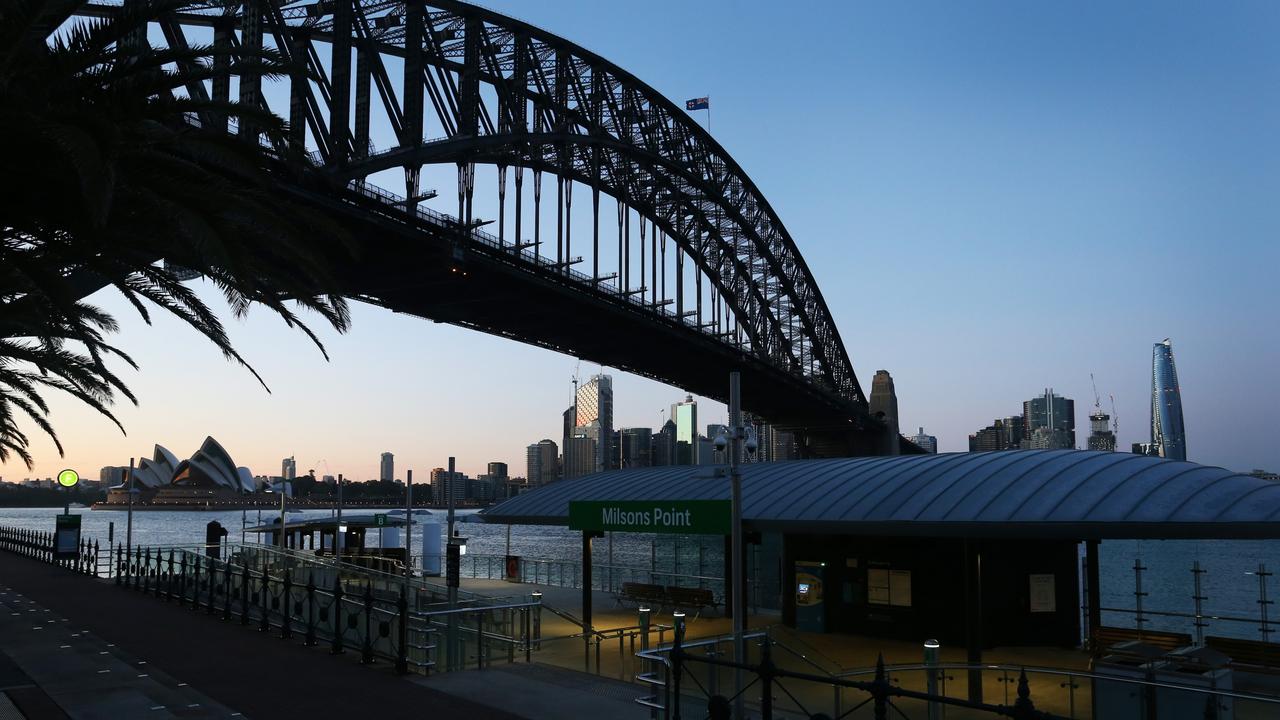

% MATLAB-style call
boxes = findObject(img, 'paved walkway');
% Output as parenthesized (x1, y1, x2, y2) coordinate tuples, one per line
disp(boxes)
(414, 662, 650, 720)
(0, 552, 519, 720)
(0, 585, 233, 718)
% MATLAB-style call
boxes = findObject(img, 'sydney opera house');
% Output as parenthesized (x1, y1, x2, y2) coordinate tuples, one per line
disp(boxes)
(103, 437, 269, 506)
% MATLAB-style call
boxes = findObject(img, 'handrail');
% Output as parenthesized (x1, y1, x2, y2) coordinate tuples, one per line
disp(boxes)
(831, 660, 1280, 704)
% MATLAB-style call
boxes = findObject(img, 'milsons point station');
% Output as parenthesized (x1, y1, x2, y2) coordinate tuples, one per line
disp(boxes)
(483, 448, 1280, 699)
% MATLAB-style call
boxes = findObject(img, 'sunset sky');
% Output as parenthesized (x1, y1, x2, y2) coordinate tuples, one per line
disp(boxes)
(8, 0, 1279, 483)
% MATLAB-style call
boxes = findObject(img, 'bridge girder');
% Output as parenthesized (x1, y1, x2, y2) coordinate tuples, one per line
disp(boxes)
(86, 0, 882, 450)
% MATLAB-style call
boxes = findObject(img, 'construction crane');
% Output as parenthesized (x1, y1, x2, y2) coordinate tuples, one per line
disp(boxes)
(1090, 373, 1103, 414)
(1110, 394, 1119, 437)
(570, 359, 582, 426)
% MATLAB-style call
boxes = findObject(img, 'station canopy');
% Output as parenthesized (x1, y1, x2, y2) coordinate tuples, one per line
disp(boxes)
(482, 450, 1280, 539)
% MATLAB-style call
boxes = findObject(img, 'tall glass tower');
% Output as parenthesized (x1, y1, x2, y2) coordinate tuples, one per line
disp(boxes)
(575, 375, 613, 471)
(1151, 339, 1187, 461)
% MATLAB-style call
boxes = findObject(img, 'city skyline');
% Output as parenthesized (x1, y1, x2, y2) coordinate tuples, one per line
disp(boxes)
(4, 0, 1278, 480)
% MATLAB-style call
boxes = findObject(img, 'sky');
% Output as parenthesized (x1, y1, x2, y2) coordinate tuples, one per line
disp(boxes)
(8, 0, 1280, 483)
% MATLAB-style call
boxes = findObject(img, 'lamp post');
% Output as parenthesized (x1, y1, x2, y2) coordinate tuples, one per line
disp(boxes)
(125, 457, 135, 563)
(405, 469, 413, 583)
(728, 372, 746, 720)
(447, 456, 458, 670)
(336, 473, 344, 554)
(278, 478, 287, 551)
(715, 371, 754, 720)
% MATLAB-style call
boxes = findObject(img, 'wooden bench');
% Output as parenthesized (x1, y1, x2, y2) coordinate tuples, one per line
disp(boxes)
(666, 586, 720, 619)
(1093, 626, 1192, 655)
(1205, 636, 1280, 675)
(618, 582, 667, 609)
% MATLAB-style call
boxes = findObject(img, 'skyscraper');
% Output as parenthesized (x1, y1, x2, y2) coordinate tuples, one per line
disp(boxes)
(526, 439, 559, 486)
(1023, 389, 1075, 449)
(620, 428, 653, 468)
(563, 435, 597, 479)
(653, 420, 677, 466)
(576, 375, 614, 472)
(910, 427, 938, 454)
(281, 456, 296, 481)
(968, 417, 1022, 452)
(430, 467, 467, 503)
(869, 370, 900, 454)
(1086, 411, 1116, 451)
(379, 452, 394, 482)
(1151, 339, 1187, 461)
(671, 395, 698, 464)
(561, 406, 576, 480)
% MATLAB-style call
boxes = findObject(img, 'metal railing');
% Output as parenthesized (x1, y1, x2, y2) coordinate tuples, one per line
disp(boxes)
(0, 528, 545, 676)
(636, 629, 1280, 720)
(445, 552, 727, 601)
(0, 526, 102, 575)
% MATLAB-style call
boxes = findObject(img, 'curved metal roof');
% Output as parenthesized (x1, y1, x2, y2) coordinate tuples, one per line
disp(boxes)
(481, 450, 1280, 539)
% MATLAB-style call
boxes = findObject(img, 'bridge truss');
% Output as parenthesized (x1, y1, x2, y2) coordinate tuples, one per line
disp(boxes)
(83, 0, 882, 448)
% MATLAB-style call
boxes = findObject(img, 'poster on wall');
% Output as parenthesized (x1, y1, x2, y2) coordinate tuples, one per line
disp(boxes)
(889, 569, 912, 607)
(867, 568, 890, 604)
(1029, 573, 1056, 613)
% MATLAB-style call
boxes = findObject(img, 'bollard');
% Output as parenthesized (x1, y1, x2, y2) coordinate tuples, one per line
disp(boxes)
(639, 607, 654, 718)
(760, 639, 775, 720)
(924, 639, 941, 720)
(671, 618, 685, 720)
(531, 591, 542, 650)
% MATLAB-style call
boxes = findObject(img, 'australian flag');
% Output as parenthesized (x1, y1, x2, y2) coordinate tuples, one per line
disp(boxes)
(685, 97, 709, 111)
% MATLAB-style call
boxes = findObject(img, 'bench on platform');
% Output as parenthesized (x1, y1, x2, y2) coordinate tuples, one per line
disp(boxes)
(665, 586, 719, 619)
(1206, 636, 1280, 674)
(617, 582, 667, 609)
(1093, 626, 1192, 654)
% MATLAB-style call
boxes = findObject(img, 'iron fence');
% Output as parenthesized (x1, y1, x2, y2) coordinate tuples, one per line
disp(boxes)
(636, 629, 1280, 720)
(0, 527, 544, 676)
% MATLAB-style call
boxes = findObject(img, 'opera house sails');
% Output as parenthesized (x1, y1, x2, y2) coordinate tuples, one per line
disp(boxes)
(103, 437, 261, 507)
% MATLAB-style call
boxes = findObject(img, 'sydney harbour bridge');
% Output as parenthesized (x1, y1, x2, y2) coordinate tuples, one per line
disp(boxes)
(82, 0, 907, 457)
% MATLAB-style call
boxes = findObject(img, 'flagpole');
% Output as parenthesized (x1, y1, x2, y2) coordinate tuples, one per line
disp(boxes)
(706, 96, 711, 133)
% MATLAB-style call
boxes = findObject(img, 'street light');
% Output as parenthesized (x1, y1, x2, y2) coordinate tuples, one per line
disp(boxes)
(717, 371, 756, 720)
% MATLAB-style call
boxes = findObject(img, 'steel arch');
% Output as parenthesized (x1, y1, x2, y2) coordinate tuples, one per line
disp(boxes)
(87, 0, 869, 416)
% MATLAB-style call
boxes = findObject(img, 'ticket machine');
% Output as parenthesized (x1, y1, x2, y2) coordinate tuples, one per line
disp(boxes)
(795, 560, 826, 632)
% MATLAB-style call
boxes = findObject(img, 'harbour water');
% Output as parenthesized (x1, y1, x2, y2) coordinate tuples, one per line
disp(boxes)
(1, 507, 1275, 642)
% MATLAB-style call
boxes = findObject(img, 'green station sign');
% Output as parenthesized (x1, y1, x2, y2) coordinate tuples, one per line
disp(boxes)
(373, 513, 388, 527)
(568, 499, 731, 535)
